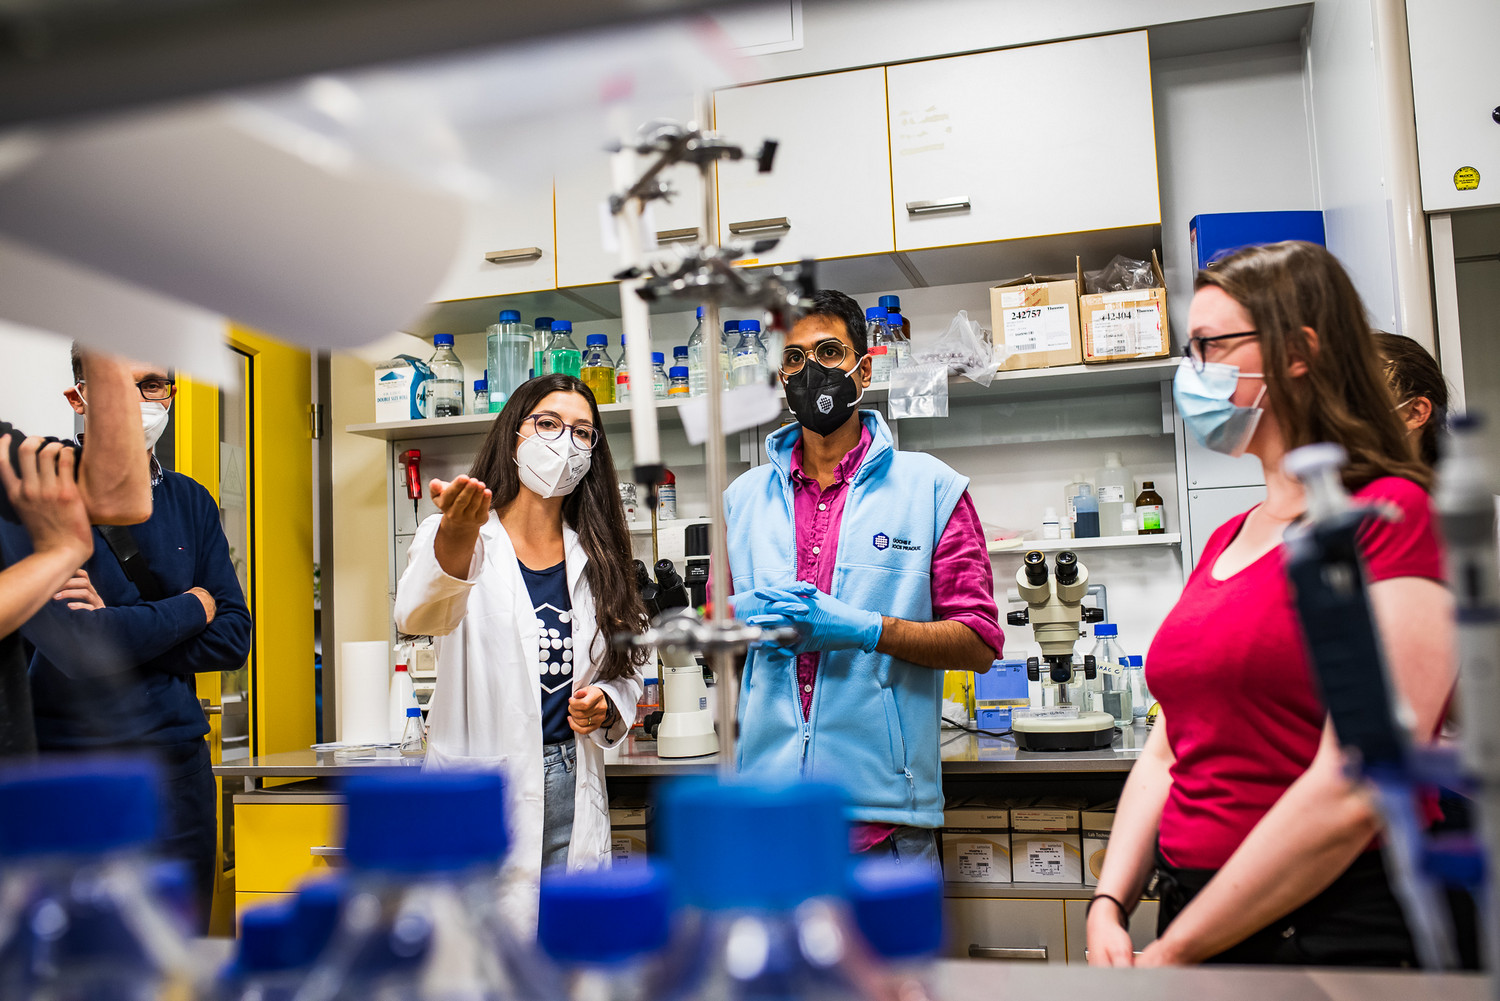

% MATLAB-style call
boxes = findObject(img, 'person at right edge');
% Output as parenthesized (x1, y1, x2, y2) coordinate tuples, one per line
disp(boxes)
(724, 289, 1003, 870)
(1088, 241, 1454, 967)
(0, 352, 153, 759)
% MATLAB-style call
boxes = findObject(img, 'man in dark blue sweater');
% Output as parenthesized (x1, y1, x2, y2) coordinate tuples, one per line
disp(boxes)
(0, 355, 251, 930)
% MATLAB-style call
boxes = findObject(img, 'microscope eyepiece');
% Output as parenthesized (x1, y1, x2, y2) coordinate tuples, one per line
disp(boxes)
(1023, 549, 1049, 586)
(1055, 551, 1079, 586)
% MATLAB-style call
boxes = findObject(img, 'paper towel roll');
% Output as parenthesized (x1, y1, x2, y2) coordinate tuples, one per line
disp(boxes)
(340, 641, 391, 745)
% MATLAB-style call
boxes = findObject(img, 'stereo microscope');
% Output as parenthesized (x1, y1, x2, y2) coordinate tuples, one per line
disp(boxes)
(1006, 550, 1117, 751)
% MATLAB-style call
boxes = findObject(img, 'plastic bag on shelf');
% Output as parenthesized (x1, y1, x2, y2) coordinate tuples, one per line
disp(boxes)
(913, 309, 1009, 388)
(1085, 255, 1158, 294)
(887, 360, 950, 420)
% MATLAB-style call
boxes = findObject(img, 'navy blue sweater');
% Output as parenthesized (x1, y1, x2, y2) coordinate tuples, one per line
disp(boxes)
(0, 466, 252, 749)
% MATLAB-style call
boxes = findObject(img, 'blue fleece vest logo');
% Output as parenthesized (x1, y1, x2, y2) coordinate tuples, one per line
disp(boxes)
(872, 532, 890, 551)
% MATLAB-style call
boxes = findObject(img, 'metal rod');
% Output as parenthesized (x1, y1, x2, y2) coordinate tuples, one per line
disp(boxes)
(608, 107, 662, 479)
(695, 90, 738, 776)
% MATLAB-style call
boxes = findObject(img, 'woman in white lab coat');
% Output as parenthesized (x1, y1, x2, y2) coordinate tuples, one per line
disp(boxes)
(394, 373, 648, 934)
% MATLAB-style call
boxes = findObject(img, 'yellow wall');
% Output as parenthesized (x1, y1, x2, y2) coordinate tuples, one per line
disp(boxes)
(328, 352, 392, 738)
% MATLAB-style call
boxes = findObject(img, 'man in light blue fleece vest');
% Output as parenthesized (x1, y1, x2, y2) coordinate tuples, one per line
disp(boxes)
(724, 290, 1002, 867)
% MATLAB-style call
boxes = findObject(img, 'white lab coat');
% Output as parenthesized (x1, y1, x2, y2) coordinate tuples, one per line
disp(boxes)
(393, 512, 642, 935)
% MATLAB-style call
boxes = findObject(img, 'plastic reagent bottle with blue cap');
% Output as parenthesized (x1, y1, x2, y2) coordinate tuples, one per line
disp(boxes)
(659, 776, 874, 1001)
(220, 902, 304, 1001)
(297, 771, 551, 1001)
(487, 310, 532, 411)
(0, 758, 194, 1000)
(847, 859, 943, 999)
(879, 295, 912, 365)
(537, 864, 674, 1001)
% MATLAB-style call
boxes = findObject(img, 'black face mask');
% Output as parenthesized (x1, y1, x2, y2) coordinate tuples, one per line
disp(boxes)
(784, 359, 864, 437)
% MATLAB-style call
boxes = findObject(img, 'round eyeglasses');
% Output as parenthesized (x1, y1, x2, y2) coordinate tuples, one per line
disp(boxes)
(779, 339, 857, 376)
(521, 412, 598, 451)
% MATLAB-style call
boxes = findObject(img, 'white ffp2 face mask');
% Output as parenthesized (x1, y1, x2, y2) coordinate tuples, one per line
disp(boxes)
(140, 402, 170, 451)
(515, 432, 591, 499)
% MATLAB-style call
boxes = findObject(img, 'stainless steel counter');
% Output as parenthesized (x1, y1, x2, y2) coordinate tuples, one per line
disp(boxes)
(214, 724, 1148, 790)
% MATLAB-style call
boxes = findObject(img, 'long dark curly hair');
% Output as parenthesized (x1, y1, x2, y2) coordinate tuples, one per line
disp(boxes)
(468, 373, 648, 682)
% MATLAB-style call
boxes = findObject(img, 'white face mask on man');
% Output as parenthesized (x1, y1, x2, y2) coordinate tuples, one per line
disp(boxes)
(514, 432, 591, 498)
(140, 402, 171, 451)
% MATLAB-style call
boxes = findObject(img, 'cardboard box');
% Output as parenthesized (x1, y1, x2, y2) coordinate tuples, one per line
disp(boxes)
(609, 800, 650, 865)
(1011, 831, 1083, 884)
(374, 356, 431, 422)
(1079, 250, 1171, 364)
(941, 797, 1012, 883)
(990, 273, 1083, 371)
(1082, 801, 1118, 888)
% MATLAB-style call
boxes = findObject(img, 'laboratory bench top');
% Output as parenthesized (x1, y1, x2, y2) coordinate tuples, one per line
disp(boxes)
(215, 724, 1147, 791)
(185, 937, 1482, 1000)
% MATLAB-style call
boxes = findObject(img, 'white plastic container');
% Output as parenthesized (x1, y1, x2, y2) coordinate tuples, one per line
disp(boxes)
(1096, 451, 1132, 536)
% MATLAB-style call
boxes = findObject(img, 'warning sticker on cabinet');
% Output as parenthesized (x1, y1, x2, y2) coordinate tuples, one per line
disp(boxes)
(1026, 841, 1066, 878)
(956, 842, 996, 880)
(1089, 304, 1162, 357)
(1003, 304, 1073, 354)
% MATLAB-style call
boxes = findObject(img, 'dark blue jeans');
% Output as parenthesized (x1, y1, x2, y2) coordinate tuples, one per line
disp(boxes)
(156, 739, 218, 934)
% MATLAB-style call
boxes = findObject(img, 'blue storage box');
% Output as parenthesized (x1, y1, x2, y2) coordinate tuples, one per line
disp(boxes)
(975, 659, 1030, 731)
(1190, 211, 1325, 270)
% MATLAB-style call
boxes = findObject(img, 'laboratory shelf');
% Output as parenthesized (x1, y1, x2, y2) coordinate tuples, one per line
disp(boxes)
(986, 534, 1181, 555)
(344, 358, 1177, 441)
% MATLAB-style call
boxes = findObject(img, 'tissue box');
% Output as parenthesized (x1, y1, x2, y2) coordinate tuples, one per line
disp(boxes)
(941, 798, 1012, 883)
(374, 357, 430, 422)
(990, 273, 1082, 372)
(1079, 250, 1170, 364)
(1011, 798, 1084, 884)
(1082, 801, 1117, 887)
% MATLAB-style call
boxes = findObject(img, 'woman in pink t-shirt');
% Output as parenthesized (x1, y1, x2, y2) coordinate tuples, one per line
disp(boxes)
(1087, 241, 1454, 968)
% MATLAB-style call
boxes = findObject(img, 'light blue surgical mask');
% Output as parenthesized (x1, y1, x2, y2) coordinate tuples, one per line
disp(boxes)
(1173, 358, 1267, 457)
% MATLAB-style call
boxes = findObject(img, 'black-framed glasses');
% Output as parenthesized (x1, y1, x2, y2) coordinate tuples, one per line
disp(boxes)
(1186, 332, 1258, 372)
(75, 377, 177, 402)
(521, 412, 598, 451)
(780, 339, 857, 376)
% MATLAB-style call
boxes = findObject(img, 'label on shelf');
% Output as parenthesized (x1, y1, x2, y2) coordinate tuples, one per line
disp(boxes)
(1002, 304, 1073, 354)
(1026, 841, 1065, 879)
(956, 842, 997, 880)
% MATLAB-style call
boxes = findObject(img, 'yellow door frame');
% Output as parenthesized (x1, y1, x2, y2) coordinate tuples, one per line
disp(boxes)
(175, 325, 314, 934)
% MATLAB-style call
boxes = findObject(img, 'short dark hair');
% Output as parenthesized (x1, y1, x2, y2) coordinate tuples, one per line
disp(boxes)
(803, 289, 868, 356)
(71, 343, 83, 384)
(1375, 331, 1449, 469)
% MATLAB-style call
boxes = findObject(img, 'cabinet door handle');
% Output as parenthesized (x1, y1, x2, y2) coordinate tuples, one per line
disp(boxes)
(655, 227, 700, 244)
(968, 945, 1048, 961)
(727, 217, 791, 235)
(198, 699, 222, 716)
(308, 845, 345, 858)
(906, 197, 971, 215)
(484, 247, 543, 264)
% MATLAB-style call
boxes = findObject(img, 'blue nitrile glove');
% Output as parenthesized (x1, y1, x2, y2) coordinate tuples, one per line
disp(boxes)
(751, 581, 883, 654)
(745, 614, 798, 658)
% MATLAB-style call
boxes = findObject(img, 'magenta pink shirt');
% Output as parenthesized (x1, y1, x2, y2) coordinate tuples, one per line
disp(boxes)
(787, 426, 1004, 720)
(1147, 477, 1446, 870)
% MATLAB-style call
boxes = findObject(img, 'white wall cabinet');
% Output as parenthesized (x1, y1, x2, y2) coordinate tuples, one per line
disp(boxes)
(431, 177, 557, 302)
(713, 68, 895, 266)
(1406, 0, 1500, 213)
(886, 31, 1160, 253)
(555, 97, 707, 289)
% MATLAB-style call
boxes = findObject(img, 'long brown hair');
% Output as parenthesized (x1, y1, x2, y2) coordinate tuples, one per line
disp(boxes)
(1196, 241, 1431, 491)
(469, 374, 648, 682)
(1374, 331, 1449, 470)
